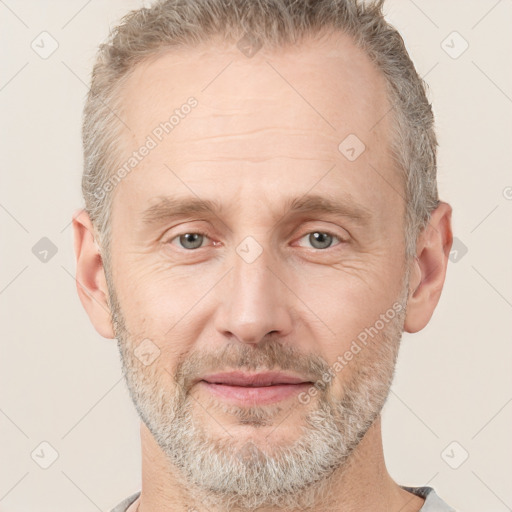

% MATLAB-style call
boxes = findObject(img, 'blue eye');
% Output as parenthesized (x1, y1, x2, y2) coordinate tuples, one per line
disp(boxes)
(167, 230, 343, 251)
(297, 231, 342, 250)
(174, 232, 208, 250)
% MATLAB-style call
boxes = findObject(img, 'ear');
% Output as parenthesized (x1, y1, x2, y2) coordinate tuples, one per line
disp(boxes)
(404, 201, 453, 333)
(72, 209, 115, 339)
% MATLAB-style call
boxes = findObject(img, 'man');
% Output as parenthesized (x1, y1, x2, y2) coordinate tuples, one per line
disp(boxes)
(72, 0, 455, 510)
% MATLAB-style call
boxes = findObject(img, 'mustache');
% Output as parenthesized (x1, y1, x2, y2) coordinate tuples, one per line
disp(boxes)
(173, 338, 331, 392)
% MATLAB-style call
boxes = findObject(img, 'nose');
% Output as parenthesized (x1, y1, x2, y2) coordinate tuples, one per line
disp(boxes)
(213, 247, 294, 345)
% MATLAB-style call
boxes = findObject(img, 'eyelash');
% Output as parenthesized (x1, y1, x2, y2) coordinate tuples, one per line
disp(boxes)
(165, 230, 346, 251)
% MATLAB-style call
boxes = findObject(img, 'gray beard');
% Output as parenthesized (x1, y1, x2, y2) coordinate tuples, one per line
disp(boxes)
(110, 279, 408, 511)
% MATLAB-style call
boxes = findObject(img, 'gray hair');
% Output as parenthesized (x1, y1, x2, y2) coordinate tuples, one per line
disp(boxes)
(82, 0, 439, 269)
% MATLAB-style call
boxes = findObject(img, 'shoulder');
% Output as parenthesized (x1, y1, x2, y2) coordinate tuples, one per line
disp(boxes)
(110, 491, 141, 512)
(402, 486, 458, 512)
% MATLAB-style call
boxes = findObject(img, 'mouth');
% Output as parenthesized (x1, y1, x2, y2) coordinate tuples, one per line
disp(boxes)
(198, 371, 314, 406)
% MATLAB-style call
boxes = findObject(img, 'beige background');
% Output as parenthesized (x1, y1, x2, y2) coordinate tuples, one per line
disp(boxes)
(1, 1, 511, 511)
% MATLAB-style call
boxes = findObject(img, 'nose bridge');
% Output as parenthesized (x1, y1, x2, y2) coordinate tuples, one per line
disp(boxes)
(214, 240, 293, 344)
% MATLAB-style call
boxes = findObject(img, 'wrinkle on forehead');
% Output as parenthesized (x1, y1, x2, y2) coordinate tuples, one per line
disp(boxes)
(111, 30, 405, 232)
(119, 29, 392, 144)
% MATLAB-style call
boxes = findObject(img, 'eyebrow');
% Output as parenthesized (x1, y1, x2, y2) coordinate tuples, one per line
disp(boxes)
(141, 193, 373, 227)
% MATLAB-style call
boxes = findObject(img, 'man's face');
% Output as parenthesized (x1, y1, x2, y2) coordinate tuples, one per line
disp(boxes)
(106, 32, 410, 508)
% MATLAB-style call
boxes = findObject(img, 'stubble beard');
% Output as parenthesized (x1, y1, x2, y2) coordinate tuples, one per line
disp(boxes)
(108, 270, 409, 511)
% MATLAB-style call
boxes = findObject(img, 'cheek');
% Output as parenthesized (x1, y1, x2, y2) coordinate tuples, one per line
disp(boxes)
(290, 261, 402, 356)
(113, 254, 219, 343)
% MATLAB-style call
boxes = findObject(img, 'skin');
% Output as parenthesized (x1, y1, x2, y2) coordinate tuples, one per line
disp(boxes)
(73, 30, 452, 512)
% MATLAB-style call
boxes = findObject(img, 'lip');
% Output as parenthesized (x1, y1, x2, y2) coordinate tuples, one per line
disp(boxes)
(200, 371, 311, 387)
(198, 371, 314, 406)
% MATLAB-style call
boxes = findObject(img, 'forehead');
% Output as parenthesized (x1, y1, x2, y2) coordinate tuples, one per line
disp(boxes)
(112, 31, 403, 227)
(120, 30, 392, 143)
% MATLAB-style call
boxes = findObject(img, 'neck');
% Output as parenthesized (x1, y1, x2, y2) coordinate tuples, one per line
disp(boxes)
(134, 417, 425, 512)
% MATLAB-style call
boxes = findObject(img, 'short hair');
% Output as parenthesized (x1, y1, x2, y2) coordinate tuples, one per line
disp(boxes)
(81, 0, 440, 271)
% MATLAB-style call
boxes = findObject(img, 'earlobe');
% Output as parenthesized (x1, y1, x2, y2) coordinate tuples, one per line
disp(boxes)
(404, 201, 453, 334)
(72, 209, 115, 339)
